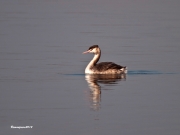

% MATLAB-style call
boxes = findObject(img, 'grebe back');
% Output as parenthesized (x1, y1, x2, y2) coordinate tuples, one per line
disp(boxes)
(83, 45, 127, 74)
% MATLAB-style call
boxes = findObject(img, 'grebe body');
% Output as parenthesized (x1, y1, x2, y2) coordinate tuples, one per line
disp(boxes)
(83, 45, 127, 74)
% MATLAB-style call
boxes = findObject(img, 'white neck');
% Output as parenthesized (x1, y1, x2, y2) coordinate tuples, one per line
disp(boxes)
(85, 52, 101, 74)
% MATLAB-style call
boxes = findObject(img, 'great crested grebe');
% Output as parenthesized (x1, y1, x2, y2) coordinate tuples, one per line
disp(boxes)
(83, 45, 127, 74)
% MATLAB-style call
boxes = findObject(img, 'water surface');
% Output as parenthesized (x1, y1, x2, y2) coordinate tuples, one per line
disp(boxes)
(0, 0, 180, 135)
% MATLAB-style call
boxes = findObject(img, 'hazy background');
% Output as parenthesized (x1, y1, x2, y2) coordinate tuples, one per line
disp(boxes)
(0, 0, 180, 135)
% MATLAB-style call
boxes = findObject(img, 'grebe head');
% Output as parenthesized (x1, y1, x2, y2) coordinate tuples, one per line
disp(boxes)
(83, 45, 100, 54)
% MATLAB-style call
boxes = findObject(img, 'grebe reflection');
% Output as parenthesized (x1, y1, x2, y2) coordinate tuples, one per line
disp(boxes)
(85, 74, 126, 111)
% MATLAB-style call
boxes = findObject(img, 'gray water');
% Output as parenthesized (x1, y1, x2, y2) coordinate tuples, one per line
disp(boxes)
(1, 0, 180, 135)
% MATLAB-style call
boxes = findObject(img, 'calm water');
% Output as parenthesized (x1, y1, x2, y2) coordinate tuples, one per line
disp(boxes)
(0, 0, 180, 135)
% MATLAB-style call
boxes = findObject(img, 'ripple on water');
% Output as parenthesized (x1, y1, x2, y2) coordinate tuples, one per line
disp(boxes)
(127, 70, 176, 75)
(63, 70, 176, 76)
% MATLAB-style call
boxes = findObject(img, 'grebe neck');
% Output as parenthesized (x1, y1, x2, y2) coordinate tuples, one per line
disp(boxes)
(85, 50, 101, 73)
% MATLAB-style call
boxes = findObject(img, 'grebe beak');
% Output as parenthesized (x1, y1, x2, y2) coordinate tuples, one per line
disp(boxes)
(82, 50, 90, 54)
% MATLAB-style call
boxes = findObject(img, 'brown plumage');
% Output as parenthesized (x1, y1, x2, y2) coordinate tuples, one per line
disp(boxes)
(94, 62, 125, 72)
(83, 45, 127, 74)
